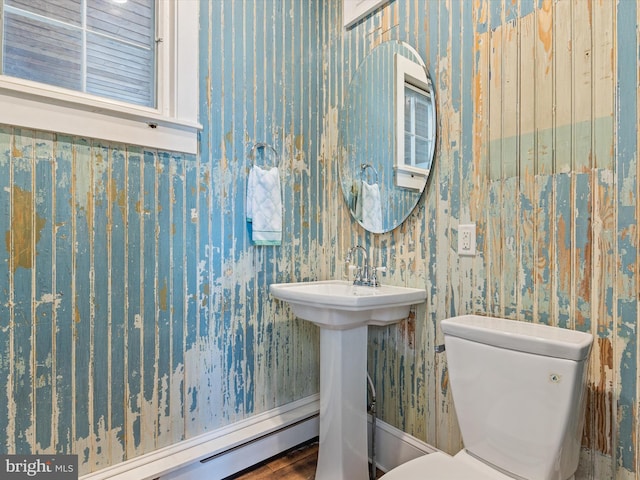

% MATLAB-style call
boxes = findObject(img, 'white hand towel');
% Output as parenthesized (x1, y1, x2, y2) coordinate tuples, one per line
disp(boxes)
(247, 165, 282, 245)
(359, 180, 382, 232)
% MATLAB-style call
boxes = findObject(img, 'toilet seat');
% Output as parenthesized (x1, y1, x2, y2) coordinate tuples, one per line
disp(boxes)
(381, 451, 515, 480)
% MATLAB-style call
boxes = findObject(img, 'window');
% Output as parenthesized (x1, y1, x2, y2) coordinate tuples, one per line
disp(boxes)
(0, 0, 200, 153)
(394, 53, 435, 191)
(404, 84, 434, 171)
(3, 0, 156, 107)
(343, 0, 387, 28)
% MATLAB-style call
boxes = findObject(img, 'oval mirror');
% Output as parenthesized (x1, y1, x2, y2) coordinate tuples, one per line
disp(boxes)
(339, 40, 436, 233)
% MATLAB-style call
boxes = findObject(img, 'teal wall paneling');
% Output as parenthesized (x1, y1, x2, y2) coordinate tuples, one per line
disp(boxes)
(0, 2, 638, 479)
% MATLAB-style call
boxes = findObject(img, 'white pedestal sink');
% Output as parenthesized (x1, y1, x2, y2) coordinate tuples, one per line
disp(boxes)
(270, 280, 426, 480)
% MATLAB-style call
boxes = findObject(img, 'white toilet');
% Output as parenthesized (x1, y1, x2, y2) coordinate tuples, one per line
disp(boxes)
(381, 314, 593, 480)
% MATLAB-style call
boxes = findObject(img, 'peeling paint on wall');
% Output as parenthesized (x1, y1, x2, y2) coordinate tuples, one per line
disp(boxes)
(1, 1, 639, 480)
(336, 1, 639, 479)
(6, 186, 46, 272)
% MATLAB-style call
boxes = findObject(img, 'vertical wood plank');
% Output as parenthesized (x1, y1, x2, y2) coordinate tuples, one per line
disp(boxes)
(54, 135, 74, 454)
(0, 127, 13, 452)
(608, 0, 637, 475)
(108, 145, 126, 464)
(487, 8, 503, 316)
(471, 0, 489, 317)
(141, 151, 158, 453)
(534, 0, 554, 326)
(518, 9, 536, 322)
(553, 0, 573, 332)
(73, 138, 93, 468)
(34, 133, 54, 452)
(91, 143, 109, 468)
(125, 148, 142, 458)
(11, 131, 35, 454)
(459, 0, 475, 316)
(183, 156, 199, 436)
(169, 154, 185, 445)
(501, 16, 519, 318)
(156, 152, 172, 448)
(571, 0, 600, 473)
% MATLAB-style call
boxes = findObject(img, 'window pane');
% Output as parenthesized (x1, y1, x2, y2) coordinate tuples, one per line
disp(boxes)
(415, 99, 430, 137)
(3, 11, 82, 91)
(403, 83, 435, 169)
(6, 0, 81, 26)
(404, 92, 413, 134)
(87, 32, 154, 107)
(87, 0, 154, 47)
(414, 138, 430, 168)
(404, 132, 413, 167)
(2, 0, 155, 107)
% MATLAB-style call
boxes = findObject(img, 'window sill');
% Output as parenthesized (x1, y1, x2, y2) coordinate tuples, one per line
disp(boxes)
(0, 76, 201, 154)
(395, 164, 428, 191)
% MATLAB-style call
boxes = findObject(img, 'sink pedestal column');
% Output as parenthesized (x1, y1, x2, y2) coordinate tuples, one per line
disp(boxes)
(315, 325, 369, 480)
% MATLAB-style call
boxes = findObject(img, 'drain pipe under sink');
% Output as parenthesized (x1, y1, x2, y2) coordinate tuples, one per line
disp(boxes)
(366, 372, 377, 480)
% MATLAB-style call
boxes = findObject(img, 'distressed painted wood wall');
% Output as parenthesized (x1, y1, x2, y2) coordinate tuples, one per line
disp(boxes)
(325, 1, 638, 479)
(2, 1, 639, 479)
(0, 0, 322, 475)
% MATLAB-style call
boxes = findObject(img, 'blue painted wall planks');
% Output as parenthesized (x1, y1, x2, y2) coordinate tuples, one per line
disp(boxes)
(0, 1, 637, 479)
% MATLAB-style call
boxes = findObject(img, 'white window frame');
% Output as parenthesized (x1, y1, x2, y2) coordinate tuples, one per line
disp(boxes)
(0, 0, 200, 154)
(394, 53, 433, 191)
(404, 83, 433, 171)
(343, 0, 387, 28)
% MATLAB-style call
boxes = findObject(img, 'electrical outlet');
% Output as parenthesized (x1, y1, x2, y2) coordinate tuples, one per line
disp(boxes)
(458, 224, 476, 256)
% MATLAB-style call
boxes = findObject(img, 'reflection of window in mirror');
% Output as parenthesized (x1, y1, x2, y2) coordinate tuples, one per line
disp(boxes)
(404, 85, 434, 170)
(395, 54, 434, 191)
(343, 0, 388, 28)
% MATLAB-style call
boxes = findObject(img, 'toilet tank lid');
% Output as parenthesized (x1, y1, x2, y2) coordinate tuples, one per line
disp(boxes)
(441, 315, 593, 361)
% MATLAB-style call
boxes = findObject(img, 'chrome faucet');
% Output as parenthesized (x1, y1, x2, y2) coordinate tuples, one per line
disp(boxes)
(345, 245, 383, 287)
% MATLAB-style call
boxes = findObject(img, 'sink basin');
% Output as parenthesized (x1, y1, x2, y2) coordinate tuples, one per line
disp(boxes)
(269, 280, 426, 329)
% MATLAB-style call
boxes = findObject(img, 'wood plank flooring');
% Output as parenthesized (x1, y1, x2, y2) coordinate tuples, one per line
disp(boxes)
(224, 442, 384, 480)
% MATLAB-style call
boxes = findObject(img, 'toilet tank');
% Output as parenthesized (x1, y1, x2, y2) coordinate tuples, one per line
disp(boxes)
(442, 315, 593, 480)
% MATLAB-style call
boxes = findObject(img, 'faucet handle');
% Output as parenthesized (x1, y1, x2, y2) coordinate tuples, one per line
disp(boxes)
(346, 264, 358, 282)
(370, 266, 386, 287)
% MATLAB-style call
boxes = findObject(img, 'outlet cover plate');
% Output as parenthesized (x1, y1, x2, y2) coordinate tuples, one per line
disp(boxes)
(458, 224, 476, 256)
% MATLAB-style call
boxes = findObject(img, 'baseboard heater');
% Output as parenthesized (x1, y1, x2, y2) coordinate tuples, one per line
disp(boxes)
(80, 393, 435, 480)
(80, 395, 320, 480)
(199, 418, 318, 466)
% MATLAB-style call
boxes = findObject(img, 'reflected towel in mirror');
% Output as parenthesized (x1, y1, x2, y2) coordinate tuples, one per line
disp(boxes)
(355, 180, 382, 232)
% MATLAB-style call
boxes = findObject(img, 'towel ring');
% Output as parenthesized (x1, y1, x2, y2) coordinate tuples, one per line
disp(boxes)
(250, 142, 279, 169)
(360, 163, 378, 185)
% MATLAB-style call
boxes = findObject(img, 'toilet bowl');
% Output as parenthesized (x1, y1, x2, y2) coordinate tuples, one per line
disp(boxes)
(381, 315, 593, 480)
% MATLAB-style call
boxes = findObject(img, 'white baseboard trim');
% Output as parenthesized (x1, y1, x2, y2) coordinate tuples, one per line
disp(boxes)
(80, 394, 320, 480)
(369, 417, 438, 474)
(80, 394, 439, 480)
